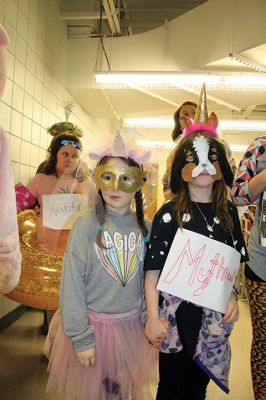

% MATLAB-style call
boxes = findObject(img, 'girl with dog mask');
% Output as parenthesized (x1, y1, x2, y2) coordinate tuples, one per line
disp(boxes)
(144, 85, 248, 400)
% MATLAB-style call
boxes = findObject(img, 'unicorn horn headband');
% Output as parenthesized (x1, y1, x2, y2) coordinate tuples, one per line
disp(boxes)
(182, 83, 219, 138)
(89, 130, 151, 165)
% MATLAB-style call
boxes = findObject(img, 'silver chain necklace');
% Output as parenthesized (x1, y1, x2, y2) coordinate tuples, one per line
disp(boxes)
(194, 202, 220, 232)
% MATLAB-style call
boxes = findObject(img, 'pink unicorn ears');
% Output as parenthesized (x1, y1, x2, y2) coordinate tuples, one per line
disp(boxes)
(89, 130, 151, 165)
(209, 111, 219, 129)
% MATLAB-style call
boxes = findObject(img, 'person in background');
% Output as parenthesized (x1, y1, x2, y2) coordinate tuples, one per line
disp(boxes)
(144, 86, 248, 399)
(15, 133, 87, 333)
(46, 131, 157, 400)
(162, 101, 197, 200)
(231, 136, 266, 400)
(16, 133, 86, 253)
(36, 121, 83, 174)
(163, 100, 237, 201)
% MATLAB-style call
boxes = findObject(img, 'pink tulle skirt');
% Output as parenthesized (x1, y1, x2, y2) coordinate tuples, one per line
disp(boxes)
(43, 309, 61, 359)
(46, 309, 158, 400)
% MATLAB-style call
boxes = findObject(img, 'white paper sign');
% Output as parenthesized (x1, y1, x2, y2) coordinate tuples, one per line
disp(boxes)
(157, 229, 241, 313)
(42, 194, 88, 230)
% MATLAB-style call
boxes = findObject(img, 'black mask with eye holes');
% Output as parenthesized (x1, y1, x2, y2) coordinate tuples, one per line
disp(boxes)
(170, 134, 234, 195)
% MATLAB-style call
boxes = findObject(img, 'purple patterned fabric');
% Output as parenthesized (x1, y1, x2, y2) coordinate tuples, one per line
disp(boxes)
(159, 292, 233, 393)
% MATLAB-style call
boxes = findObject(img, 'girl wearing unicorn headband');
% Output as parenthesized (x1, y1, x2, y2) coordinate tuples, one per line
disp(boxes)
(163, 98, 237, 201)
(46, 131, 157, 400)
(144, 85, 248, 399)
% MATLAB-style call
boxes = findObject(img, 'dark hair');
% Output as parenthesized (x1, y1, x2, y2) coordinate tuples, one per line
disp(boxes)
(95, 156, 148, 248)
(42, 133, 82, 176)
(170, 132, 234, 232)
(172, 101, 197, 141)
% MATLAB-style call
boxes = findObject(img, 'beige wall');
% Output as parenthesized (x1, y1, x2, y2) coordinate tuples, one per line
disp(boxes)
(0, 0, 108, 318)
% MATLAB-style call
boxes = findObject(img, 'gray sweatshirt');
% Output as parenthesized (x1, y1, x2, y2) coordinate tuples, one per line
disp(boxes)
(60, 208, 149, 352)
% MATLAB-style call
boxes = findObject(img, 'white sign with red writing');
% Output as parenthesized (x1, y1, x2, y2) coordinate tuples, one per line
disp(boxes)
(156, 229, 241, 313)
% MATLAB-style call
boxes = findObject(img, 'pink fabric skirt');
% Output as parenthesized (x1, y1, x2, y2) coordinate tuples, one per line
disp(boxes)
(46, 309, 158, 400)
(43, 309, 61, 359)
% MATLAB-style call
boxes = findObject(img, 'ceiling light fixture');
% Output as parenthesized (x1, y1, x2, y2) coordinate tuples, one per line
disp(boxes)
(95, 72, 221, 87)
(229, 144, 248, 152)
(219, 120, 266, 131)
(95, 71, 266, 90)
(137, 140, 248, 153)
(137, 140, 175, 149)
(229, 52, 266, 73)
(124, 118, 266, 132)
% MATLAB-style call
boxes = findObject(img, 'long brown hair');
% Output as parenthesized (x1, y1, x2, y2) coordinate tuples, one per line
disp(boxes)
(95, 156, 148, 248)
(170, 132, 234, 232)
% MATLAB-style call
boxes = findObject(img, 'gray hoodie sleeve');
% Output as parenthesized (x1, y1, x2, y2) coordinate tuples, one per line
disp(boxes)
(139, 219, 152, 324)
(59, 216, 95, 352)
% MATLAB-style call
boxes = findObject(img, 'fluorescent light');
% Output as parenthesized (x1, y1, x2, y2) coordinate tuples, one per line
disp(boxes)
(219, 120, 266, 131)
(125, 118, 173, 128)
(223, 75, 266, 90)
(124, 118, 266, 132)
(95, 72, 221, 87)
(137, 140, 175, 149)
(136, 140, 248, 152)
(229, 53, 266, 73)
(95, 71, 266, 90)
(229, 144, 248, 152)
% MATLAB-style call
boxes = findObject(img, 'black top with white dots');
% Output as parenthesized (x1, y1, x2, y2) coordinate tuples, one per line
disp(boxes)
(144, 200, 248, 356)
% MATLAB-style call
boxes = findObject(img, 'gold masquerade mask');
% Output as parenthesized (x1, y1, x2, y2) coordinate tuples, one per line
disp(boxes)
(93, 165, 146, 193)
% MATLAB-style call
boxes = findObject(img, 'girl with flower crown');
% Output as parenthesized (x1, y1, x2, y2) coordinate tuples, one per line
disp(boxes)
(144, 85, 248, 399)
(46, 131, 157, 400)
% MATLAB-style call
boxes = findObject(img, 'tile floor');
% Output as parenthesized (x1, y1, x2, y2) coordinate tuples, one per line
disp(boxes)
(0, 300, 254, 399)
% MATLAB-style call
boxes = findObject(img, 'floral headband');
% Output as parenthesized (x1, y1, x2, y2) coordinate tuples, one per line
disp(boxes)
(89, 130, 151, 165)
(47, 122, 83, 137)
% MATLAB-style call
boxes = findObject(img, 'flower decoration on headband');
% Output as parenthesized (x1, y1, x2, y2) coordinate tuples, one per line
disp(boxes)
(89, 130, 151, 165)
(47, 122, 83, 137)
(182, 83, 219, 138)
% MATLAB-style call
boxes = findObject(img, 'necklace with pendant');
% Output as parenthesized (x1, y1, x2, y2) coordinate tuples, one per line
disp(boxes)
(194, 202, 220, 232)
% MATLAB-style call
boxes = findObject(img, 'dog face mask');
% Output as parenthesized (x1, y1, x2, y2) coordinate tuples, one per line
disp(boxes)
(181, 135, 223, 182)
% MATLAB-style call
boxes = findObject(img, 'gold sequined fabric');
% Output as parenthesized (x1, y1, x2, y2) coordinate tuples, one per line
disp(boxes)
(6, 210, 63, 310)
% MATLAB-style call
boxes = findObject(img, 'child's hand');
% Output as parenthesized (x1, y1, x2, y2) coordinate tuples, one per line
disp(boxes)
(222, 295, 239, 324)
(145, 317, 169, 348)
(75, 347, 96, 368)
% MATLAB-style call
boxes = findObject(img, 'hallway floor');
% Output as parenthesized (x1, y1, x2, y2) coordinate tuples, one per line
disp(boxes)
(0, 300, 254, 399)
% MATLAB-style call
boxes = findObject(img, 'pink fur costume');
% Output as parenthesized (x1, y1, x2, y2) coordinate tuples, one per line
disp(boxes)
(0, 23, 21, 294)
